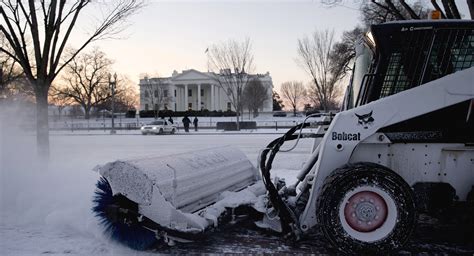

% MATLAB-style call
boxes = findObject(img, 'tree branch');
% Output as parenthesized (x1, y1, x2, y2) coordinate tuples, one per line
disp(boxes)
(400, 0, 420, 19)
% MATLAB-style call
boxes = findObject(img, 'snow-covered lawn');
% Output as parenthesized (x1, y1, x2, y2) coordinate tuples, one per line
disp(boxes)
(1, 131, 312, 255)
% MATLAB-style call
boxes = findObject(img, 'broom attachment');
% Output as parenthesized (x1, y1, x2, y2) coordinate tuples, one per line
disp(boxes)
(93, 146, 265, 249)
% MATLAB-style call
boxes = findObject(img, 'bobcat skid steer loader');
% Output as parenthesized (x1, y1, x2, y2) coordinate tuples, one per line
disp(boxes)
(92, 20, 474, 253)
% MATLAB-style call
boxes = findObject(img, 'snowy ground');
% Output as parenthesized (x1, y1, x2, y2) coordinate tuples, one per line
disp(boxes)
(0, 130, 311, 255)
(1, 130, 473, 255)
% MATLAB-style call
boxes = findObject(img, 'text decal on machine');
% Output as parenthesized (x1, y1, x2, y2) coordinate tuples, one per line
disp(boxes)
(332, 132, 361, 141)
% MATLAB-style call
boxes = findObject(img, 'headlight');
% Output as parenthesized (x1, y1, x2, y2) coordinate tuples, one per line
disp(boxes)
(140, 127, 144, 130)
(152, 127, 157, 129)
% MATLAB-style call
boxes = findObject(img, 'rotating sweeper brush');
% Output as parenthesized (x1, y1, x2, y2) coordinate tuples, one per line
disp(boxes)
(92, 146, 267, 249)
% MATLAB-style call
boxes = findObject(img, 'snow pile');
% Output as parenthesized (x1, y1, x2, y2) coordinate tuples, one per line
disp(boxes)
(200, 183, 266, 226)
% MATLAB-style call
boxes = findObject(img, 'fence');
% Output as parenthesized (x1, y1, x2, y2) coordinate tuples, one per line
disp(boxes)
(48, 114, 309, 131)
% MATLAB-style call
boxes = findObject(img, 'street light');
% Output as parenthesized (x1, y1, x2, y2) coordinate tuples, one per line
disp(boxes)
(109, 72, 117, 134)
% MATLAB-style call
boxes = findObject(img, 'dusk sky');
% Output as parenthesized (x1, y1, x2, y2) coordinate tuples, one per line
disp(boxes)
(74, 0, 471, 92)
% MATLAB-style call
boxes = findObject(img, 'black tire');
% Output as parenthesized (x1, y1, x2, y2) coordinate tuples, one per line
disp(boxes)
(171, 128, 176, 134)
(317, 162, 416, 254)
(158, 128, 163, 135)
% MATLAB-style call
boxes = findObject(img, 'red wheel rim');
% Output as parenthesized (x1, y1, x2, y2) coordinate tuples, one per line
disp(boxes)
(343, 191, 388, 232)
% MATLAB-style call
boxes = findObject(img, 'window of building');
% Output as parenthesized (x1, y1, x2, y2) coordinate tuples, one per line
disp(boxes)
(164, 90, 168, 97)
(201, 89, 204, 97)
(188, 89, 192, 97)
(145, 91, 149, 98)
(188, 103, 192, 110)
(174, 90, 177, 97)
(154, 90, 158, 98)
(145, 104, 149, 110)
(227, 102, 231, 111)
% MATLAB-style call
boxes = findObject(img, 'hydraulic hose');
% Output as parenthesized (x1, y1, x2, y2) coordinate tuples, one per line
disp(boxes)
(259, 122, 311, 235)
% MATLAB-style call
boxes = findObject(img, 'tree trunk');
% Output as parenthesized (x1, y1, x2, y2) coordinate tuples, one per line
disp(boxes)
(84, 107, 91, 119)
(236, 112, 240, 131)
(58, 107, 63, 120)
(36, 84, 50, 159)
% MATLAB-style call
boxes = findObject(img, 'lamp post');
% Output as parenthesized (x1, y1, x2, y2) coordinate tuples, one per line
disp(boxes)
(109, 73, 117, 134)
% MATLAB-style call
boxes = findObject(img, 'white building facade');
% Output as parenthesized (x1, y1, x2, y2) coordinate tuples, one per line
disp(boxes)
(139, 69, 273, 112)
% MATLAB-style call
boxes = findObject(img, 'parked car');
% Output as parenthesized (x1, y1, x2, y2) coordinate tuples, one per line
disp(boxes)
(141, 120, 177, 135)
(272, 111, 287, 117)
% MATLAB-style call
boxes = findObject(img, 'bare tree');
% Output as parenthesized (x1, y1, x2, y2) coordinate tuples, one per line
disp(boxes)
(48, 86, 72, 120)
(208, 38, 254, 130)
(0, 52, 21, 95)
(272, 91, 284, 111)
(54, 48, 116, 119)
(243, 78, 268, 118)
(330, 27, 364, 77)
(280, 81, 307, 116)
(0, 0, 143, 157)
(297, 30, 345, 111)
(0, 35, 29, 99)
(361, 0, 430, 24)
(92, 75, 139, 114)
(114, 77, 139, 111)
(141, 77, 170, 119)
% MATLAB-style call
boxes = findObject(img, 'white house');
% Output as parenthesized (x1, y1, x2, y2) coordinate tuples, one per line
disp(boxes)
(139, 69, 273, 112)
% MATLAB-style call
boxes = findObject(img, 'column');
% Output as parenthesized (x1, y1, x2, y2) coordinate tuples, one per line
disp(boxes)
(181, 87, 184, 111)
(217, 87, 221, 111)
(177, 86, 180, 111)
(211, 84, 215, 111)
(180, 87, 184, 111)
(197, 84, 201, 111)
(184, 84, 188, 111)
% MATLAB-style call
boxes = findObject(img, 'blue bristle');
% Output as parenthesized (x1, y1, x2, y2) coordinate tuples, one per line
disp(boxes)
(92, 177, 158, 250)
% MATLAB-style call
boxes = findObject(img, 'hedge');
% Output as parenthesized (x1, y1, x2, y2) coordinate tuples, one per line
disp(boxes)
(216, 121, 257, 131)
(139, 109, 237, 118)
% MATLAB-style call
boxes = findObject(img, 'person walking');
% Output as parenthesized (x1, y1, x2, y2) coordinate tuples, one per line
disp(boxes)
(193, 116, 199, 131)
(182, 115, 191, 132)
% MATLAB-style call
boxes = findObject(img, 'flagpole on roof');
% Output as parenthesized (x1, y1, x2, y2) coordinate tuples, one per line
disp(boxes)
(205, 47, 209, 72)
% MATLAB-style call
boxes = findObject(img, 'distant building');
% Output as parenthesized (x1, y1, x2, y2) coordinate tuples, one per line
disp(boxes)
(139, 69, 273, 112)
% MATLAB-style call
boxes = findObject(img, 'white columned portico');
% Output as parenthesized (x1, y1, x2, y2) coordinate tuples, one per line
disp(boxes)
(211, 84, 215, 111)
(197, 84, 202, 110)
(184, 84, 188, 111)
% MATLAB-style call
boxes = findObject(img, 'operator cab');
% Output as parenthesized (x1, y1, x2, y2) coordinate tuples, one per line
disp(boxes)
(344, 20, 474, 143)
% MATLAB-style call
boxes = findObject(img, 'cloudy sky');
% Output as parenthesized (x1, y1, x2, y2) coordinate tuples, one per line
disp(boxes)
(73, 0, 471, 91)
